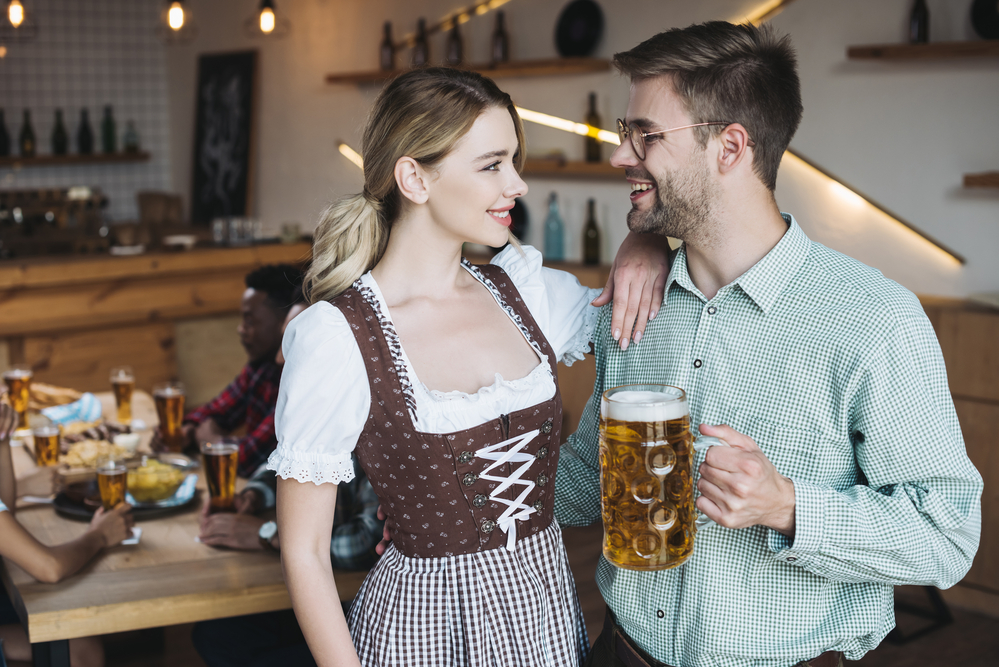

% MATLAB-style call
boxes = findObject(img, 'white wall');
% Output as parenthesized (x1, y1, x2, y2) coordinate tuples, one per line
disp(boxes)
(165, 0, 998, 297)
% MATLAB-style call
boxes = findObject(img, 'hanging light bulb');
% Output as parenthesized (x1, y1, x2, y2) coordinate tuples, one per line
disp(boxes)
(167, 1, 185, 30)
(8, 0, 24, 29)
(259, 0, 276, 33)
(245, 0, 289, 38)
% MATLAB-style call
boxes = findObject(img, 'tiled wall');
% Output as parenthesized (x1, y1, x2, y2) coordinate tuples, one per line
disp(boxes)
(0, 0, 171, 222)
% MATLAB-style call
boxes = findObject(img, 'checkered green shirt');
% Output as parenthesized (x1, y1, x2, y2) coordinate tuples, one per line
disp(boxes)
(556, 215, 982, 667)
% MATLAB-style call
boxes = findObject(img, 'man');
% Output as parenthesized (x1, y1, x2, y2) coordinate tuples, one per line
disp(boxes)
(155, 264, 303, 478)
(555, 22, 982, 667)
(191, 302, 385, 667)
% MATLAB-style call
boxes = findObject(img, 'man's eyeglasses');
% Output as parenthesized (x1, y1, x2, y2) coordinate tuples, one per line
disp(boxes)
(616, 119, 752, 161)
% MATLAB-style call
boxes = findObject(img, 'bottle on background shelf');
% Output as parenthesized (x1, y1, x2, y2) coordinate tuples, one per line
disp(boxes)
(380, 21, 395, 71)
(585, 92, 602, 163)
(77, 108, 94, 155)
(0, 109, 11, 157)
(102, 106, 117, 154)
(412, 18, 429, 67)
(543, 192, 565, 262)
(123, 120, 140, 153)
(583, 198, 600, 265)
(19, 110, 35, 157)
(491, 11, 509, 65)
(909, 0, 929, 43)
(51, 109, 68, 155)
(445, 18, 463, 66)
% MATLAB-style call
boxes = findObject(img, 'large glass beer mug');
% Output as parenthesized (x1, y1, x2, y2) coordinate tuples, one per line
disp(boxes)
(599, 384, 727, 570)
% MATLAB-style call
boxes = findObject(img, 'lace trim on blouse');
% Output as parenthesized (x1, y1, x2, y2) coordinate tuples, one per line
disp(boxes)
(266, 445, 356, 486)
(560, 298, 600, 367)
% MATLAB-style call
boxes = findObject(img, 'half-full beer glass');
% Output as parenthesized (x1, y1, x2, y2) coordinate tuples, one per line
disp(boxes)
(97, 455, 128, 511)
(599, 384, 727, 570)
(110, 366, 135, 424)
(153, 381, 186, 451)
(3, 367, 33, 431)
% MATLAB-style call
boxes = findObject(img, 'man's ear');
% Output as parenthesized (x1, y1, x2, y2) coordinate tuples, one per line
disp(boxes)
(716, 123, 752, 175)
(395, 156, 430, 205)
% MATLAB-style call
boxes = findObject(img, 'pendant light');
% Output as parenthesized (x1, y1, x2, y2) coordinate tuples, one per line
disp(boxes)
(1, 0, 38, 40)
(245, 0, 290, 38)
(158, 0, 197, 44)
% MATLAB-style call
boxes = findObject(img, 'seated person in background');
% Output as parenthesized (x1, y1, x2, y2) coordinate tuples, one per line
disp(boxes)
(154, 264, 304, 478)
(0, 403, 133, 667)
(191, 302, 384, 667)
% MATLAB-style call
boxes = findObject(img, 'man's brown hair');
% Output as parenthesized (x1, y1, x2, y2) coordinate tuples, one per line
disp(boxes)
(613, 21, 802, 191)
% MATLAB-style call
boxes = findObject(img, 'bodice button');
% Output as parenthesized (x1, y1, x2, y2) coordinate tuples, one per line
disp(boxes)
(458, 451, 474, 464)
(481, 518, 497, 533)
(462, 472, 479, 486)
(533, 499, 544, 512)
(473, 494, 488, 508)
(535, 447, 548, 460)
(536, 473, 548, 487)
(540, 419, 553, 434)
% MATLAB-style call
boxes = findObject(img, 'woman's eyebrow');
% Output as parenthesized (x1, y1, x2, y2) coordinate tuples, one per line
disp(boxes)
(475, 149, 509, 161)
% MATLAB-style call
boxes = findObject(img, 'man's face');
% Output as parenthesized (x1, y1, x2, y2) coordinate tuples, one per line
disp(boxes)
(237, 288, 285, 364)
(610, 77, 718, 244)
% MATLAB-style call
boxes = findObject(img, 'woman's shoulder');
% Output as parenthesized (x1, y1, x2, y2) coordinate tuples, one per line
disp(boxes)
(489, 243, 543, 283)
(284, 300, 354, 350)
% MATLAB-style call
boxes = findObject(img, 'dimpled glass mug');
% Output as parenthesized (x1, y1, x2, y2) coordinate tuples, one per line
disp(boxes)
(598, 384, 727, 570)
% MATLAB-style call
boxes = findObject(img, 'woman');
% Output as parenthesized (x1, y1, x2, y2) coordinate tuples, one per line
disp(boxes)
(0, 403, 134, 667)
(270, 68, 667, 666)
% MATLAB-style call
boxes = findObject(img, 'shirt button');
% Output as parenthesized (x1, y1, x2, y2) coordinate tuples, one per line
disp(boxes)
(472, 494, 488, 508)
(533, 499, 544, 512)
(707, 306, 717, 315)
(536, 473, 548, 487)
(693, 359, 702, 368)
(535, 447, 548, 460)
(462, 473, 479, 486)
(458, 451, 474, 464)
(656, 610, 665, 619)
(481, 518, 497, 533)
(540, 419, 553, 434)
(787, 556, 798, 562)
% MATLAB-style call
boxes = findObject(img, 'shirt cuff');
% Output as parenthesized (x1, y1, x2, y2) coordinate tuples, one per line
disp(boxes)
(266, 445, 356, 486)
(767, 478, 825, 566)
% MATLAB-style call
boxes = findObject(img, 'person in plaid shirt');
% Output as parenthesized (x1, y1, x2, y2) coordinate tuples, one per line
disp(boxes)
(155, 264, 303, 478)
(556, 22, 982, 667)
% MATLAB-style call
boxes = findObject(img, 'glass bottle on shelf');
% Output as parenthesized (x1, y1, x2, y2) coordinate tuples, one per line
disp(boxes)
(0, 109, 10, 157)
(445, 18, 463, 66)
(123, 121, 140, 153)
(412, 18, 429, 67)
(491, 11, 509, 65)
(52, 109, 68, 155)
(909, 0, 929, 43)
(102, 106, 117, 154)
(585, 92, 602, 163)
(543, 192, 565, 262)
(583, 198, 600, 265)
(379, 21, 395, 71)
(77, 108, 94, 155)
(19, 110, 35, 157)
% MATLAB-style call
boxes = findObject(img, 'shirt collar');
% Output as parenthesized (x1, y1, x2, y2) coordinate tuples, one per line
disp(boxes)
(665, 213, 810, 314)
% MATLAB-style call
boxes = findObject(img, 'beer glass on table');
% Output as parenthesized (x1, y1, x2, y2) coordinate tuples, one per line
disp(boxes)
(110, 366, 135, 425)
(31, 425, 61, 467)
(153, 381, 186, 451)
(97, 455, 129, 511)
(599, 384, 727, 571)
(201, 439, 239, 513)
(3, 367, 33, 432)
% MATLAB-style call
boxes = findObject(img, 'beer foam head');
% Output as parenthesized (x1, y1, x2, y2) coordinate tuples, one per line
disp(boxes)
(601, 388, 688, 422)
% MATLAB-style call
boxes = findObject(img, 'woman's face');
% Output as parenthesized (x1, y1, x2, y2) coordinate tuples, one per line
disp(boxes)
(425, 106, 527, 248)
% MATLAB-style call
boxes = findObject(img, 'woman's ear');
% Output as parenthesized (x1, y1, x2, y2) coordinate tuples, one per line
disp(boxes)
(395, 157, 430, 205)
(716, 123, 752, 176)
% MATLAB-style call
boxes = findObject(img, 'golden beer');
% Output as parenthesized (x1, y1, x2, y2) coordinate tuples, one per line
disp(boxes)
(3, 368, 33, 430)
(599, 385, 696, 570)
(32, 425, 61, 467)
(97, 462, 128, 511)
(153, 382, 186, 451)
(201, 440, 239, 513)
(110, 366, 135, 424)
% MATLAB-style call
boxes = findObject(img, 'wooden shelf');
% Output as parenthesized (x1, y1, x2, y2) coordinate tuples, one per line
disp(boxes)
(0, 152, 151, 168)
(326, 57, 610, 85)
(964, 172, 999, 189)
(522, 158, 623, 180)
(847, 41, 999, 60)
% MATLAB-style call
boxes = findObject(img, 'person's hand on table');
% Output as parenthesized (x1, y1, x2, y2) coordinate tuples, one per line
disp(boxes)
(198, 500, 269, 551)
(591, 231, 671, 351)
(234, 488, 264, 515)
(375, 504, 392, 556)
(194, 419, 225, 447)
(88, 503, 135, 547)
(150, 422, 196, 453)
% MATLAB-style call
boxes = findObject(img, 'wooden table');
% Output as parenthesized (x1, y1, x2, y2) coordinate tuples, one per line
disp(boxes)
(1, 392, 367, 666)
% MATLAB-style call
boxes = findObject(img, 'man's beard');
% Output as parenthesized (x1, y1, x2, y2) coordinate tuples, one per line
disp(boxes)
(626, 151, 715, 244)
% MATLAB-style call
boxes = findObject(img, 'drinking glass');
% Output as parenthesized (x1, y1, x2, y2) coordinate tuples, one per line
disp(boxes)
(109, 366, 135, 425)
(153, 381, 186, 451)
(201, 439, 239, 513)
(97, 454, 129, 511)
(3, 367, 33, 431)
(31, 424, 61, 467)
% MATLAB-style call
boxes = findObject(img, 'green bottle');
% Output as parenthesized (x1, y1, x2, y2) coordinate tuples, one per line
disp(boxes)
(19, 110, 35, 157)
(77, 108, 94, 155)
(583, 198, 601, 265)
(52, 109, 69, 155)
(0, 109, 10, 157)
(101, 105, 116, 154)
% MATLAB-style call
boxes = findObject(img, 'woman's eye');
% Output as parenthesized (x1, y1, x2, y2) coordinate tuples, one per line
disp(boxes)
(483, 161, 501, 171)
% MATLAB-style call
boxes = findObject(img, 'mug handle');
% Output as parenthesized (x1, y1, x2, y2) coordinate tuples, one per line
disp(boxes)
(691, 435, 729, 530)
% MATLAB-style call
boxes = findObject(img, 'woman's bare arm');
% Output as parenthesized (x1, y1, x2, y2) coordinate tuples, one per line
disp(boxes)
(277, 476, 361, 667)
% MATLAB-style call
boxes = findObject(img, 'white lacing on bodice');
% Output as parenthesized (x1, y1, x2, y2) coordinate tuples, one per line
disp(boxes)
(475, 429, 541, 551)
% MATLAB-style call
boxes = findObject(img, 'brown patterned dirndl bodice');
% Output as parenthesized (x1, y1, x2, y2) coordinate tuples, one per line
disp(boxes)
(331, 260, 563, 559)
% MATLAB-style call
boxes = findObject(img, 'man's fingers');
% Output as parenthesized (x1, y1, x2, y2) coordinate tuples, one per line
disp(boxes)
(650, 270, 667, 320)
(591, 280, 614, 308)
(610, 282, 633, 347)
(699, 423, 759, 451)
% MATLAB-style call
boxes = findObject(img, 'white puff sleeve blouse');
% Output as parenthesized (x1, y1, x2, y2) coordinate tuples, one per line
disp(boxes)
(267, 245, 600, 485)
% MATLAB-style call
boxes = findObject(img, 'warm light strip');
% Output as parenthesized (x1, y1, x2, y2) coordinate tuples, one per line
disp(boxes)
(784, 150, 965, 265)
(337, 142, 364, 169)
(396, 0, 512, 49)
(515, 107, 620, 145)
(736, 0, 798, 26)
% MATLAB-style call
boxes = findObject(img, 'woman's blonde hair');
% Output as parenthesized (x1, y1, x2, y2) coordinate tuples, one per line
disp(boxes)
(305, 68, 526, 303)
